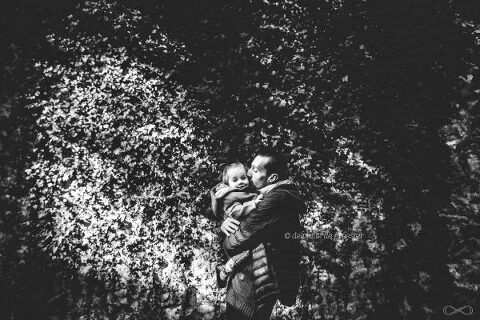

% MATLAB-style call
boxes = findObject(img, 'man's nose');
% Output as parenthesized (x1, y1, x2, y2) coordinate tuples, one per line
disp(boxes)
(247, 169, 252, 177)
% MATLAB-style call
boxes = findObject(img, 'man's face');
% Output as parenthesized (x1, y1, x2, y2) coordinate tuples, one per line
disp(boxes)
(248, 155, 271, 189)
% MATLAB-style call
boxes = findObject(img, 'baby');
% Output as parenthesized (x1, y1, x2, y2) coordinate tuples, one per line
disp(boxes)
(210, 162, 263, 288)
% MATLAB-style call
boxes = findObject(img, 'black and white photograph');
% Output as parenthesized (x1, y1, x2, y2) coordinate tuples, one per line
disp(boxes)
(1, 0, 480, 319)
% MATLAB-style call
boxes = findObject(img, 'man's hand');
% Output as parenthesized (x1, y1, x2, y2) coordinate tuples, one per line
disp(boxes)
(221, 217, 240, 236)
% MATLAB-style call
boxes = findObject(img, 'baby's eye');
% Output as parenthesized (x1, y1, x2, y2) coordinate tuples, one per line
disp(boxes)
(232, 178, 237, 182)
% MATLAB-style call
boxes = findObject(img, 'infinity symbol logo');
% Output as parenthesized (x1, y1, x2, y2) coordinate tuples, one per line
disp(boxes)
(443, 305, 474, 316)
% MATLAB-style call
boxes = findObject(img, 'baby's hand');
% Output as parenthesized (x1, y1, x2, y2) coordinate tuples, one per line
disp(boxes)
(254, 194, 263, 204)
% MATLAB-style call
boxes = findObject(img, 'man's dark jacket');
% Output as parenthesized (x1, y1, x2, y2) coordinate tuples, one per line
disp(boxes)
(223, 183, 305, 319)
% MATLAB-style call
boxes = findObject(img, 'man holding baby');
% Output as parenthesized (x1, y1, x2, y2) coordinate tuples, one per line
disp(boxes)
(215, 148, 306, 320)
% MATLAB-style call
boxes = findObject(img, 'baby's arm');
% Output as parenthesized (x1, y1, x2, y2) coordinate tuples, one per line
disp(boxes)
(226, 194, 263, 220)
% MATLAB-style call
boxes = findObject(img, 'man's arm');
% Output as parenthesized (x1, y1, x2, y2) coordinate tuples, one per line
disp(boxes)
(223, 191, 286, 257)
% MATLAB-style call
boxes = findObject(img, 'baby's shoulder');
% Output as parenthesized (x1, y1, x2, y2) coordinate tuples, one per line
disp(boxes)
(224, 190, 258, 204)
(212, 183, 233, 199)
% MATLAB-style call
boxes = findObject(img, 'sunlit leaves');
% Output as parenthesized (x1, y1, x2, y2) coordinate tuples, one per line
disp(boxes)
(24, 1, 218, 318)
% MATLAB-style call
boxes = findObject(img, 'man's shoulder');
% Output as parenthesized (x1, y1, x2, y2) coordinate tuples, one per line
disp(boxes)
(266, 184, 303, 200)
(268, 185, 306, 211)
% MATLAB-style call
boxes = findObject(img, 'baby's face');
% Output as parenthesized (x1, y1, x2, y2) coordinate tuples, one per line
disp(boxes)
(226, 166, 250, 190)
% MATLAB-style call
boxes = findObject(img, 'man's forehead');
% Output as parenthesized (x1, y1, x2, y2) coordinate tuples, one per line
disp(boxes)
(251, 155, 269, 168)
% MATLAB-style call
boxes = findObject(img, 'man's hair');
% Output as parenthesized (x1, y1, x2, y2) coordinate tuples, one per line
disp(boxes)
(256, 148, 289, 180)
(221, 162, 247, 184)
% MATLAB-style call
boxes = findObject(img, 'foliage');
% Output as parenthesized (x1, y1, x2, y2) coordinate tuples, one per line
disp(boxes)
(21, 3, 222, 319)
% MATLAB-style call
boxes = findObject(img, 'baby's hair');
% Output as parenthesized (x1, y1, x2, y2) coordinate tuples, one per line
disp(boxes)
(222, 162, 247, 184)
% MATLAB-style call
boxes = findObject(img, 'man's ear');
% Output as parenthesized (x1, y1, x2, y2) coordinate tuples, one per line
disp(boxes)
(267, 173, 279, 184)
